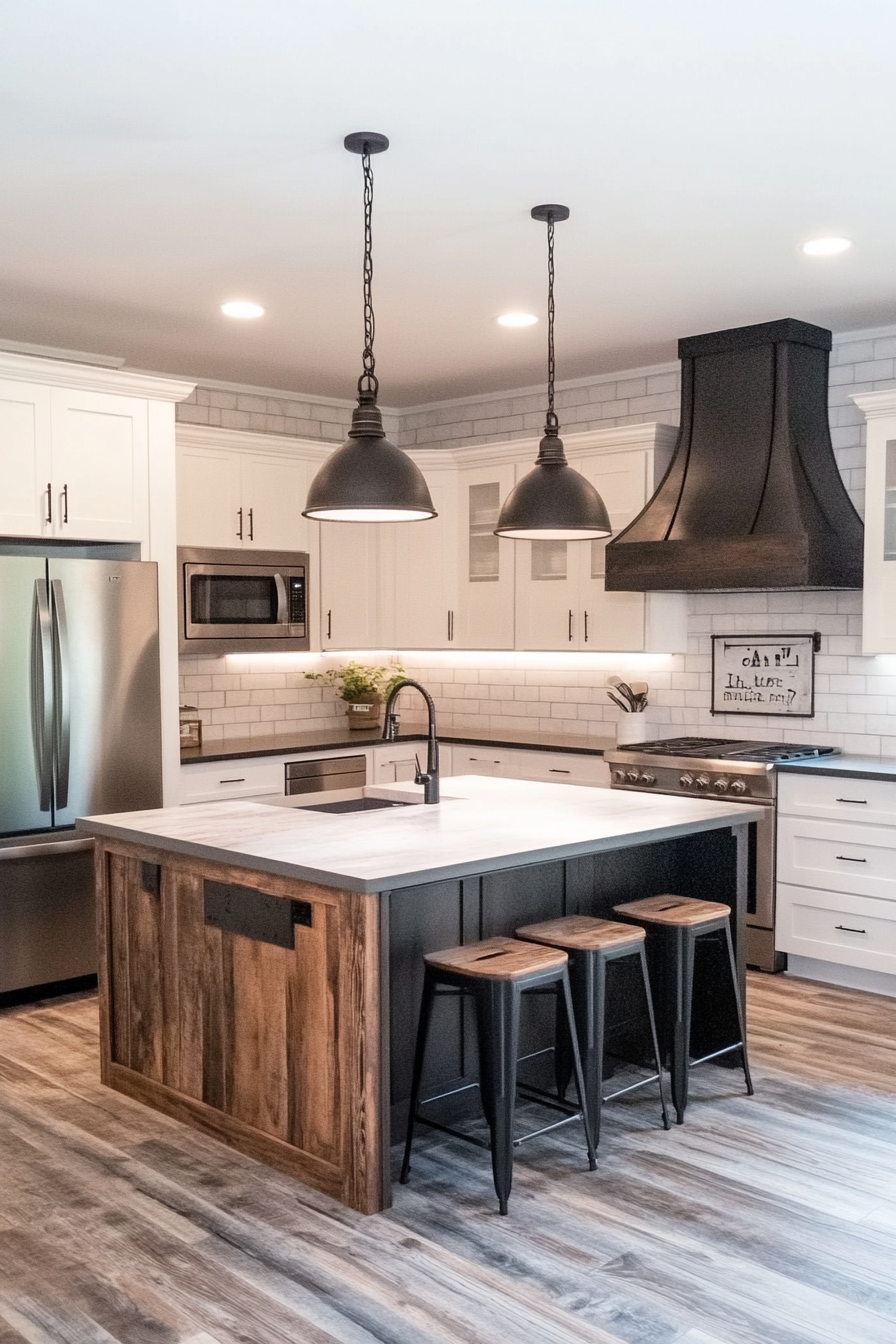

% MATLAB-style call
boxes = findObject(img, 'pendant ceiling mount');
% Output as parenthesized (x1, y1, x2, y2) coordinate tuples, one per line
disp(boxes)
(304, 133, 437, 524)
(494, 204, 612, 541)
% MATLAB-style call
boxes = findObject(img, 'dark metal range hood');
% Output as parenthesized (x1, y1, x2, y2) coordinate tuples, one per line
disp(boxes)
(605, 318, 864, 591)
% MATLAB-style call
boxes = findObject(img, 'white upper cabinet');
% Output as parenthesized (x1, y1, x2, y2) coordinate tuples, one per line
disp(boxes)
(0, 381, 52, 536)
(853, 391, 896, 654)
(177, 435, 308, 552)
(48, 389, 149, 542)
(318, 520, 380, 649)
(380, 466, 458, 649)
(455, 459, 516, 648)
(0, 357, 190, 546)
(514, 427, 687, 652)
(0, 378, 149, 542)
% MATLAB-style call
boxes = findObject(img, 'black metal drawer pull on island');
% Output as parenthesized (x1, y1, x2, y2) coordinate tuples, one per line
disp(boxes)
(835, 855, 867, 863)
(836, 797, 867, 805)
(835, 924, 867, 934)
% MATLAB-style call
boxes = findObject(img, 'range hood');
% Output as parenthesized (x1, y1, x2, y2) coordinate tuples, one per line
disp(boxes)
(604, 318, 864, 591)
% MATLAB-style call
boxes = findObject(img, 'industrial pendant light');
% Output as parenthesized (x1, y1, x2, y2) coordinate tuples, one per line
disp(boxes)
(304, 133, 436, 523)
(494, 205, 612, 541)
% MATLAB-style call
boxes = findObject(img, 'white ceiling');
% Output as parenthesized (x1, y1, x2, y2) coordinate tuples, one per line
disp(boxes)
(2, 1, 896, 405)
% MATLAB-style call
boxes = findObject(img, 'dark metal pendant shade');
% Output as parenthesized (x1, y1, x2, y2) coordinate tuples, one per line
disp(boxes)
(495, 204, 612, 542)
(303, 132, 436, 524)
(495, 426, 611, 540)
(304, 394, 436, 521)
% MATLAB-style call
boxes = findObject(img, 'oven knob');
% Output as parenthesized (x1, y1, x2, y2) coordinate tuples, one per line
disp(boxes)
(714, 778, 729, 794)
(639, 772, 657, 786)
(626, 770, 641, 785)
(612, 769, 627, 784)
(730, 779, 747, 795)
(695, 774, 710, 790)
(679, 773, 694, 789)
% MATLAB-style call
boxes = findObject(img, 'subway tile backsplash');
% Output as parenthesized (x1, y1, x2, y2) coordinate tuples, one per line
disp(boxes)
(179, 323, 896, 758)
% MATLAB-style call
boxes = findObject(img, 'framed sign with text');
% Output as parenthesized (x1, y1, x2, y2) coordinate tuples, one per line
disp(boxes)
(710, 633, 820, 717)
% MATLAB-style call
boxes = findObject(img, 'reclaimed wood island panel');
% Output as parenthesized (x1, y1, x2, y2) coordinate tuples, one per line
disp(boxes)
(80, 776, 761, 1214)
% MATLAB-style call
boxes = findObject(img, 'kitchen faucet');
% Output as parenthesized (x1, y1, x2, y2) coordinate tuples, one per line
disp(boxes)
(382, 679, 439, 804)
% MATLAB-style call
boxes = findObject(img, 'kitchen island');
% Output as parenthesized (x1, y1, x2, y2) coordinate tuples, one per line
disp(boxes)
(79, 777, 761, 1213)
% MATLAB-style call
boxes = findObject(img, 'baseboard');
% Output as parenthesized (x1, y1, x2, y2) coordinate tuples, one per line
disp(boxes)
(785, 955, 896, 1000)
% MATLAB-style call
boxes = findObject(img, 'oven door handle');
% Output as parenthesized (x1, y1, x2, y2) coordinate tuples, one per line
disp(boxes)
(274, 572, 288, 626)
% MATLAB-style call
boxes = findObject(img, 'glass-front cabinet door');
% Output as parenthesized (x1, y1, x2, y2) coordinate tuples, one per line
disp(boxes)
(854, 394, 896, 654)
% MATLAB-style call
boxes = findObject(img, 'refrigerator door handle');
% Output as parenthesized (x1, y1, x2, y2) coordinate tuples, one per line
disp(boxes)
(30, 580, 54, 812)
(50, 579, 71, 810)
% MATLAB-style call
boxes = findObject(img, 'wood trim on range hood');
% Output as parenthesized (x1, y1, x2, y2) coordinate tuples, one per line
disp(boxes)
(604, 318, 864, 591)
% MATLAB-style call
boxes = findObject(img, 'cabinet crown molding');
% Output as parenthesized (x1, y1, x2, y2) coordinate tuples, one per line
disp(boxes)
(0, 350, 195, 402)
(434, 420, 679, 469)
(851, 390, 896, 418)
(176, 422, 331, 461)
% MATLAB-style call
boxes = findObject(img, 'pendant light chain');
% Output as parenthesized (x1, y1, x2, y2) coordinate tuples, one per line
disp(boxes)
(359, 143, 378, 399)
(546, 211, 558, 432)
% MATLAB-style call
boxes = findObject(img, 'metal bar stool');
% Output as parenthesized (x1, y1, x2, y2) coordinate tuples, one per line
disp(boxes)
(613, 895, 753, 1125)
(515, 916, 670, 1145)
(400, 936, 598, 1215)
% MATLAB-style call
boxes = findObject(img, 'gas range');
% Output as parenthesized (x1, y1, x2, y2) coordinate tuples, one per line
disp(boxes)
(605, 736, 839, 803)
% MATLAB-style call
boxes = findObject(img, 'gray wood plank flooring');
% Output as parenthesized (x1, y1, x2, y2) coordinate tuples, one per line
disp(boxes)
(1, 974, 895, 1344)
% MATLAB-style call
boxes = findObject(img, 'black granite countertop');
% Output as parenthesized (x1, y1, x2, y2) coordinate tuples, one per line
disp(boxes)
(181, 726, 616, 765)
(777, 754, 896, 783)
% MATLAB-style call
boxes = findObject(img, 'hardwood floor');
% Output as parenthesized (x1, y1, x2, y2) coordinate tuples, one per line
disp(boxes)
(1, 973, 894, 1344)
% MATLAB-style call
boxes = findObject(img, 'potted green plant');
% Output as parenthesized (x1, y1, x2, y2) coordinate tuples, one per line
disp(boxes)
(305, 660, 406, 730)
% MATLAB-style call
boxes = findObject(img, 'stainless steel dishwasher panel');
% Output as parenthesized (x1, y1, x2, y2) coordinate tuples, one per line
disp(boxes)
(284, 755, 367, 797)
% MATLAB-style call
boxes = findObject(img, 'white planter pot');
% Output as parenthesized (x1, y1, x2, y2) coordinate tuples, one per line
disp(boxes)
(616, 716, 651, 746)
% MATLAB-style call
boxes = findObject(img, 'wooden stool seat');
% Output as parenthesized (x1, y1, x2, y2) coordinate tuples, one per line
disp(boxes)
(517, 915, 646, 952)
(613, 894, 731, 927)
(425, 936, 568, 979)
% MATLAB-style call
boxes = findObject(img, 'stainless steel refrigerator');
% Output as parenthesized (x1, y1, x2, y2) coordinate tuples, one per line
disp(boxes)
(0, 554, 163, 998)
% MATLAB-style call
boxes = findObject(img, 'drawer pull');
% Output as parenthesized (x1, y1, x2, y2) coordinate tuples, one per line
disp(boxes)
(836, 797, 867, 804)
(219, 777, 246, 784)
(549, 768, 571, 774)
(835, 854, 867, 863)
(834, 924, 867, 935)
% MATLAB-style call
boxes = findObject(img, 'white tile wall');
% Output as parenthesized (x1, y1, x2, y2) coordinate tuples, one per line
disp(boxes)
(178, 323, 896, 756)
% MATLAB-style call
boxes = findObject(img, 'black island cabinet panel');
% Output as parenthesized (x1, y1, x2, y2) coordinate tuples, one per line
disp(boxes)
(387, 824, 746, 1130)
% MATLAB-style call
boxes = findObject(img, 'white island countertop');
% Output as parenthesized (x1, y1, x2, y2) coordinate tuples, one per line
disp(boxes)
(78, 776, 764, 894)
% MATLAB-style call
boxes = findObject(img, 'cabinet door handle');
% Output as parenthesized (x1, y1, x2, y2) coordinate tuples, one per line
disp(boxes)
(248, 507, 254, 541)
(835, 854, 867, 863)
(549, 768, 571, 774)
(327, 610, 332, 640)
(836, 797, 867, 805)
(584, 610, 589, 643)
(237, 507, 244, 540)
(568, 609, 574, 642)
(834, 924, 867, 934)
(447, 609, 454, 642)
(62, 483, 68, 524)
(46, 482, 52, 525)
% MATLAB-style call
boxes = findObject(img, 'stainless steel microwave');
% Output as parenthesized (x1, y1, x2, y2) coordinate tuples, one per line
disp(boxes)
(178, 547, 309, 654)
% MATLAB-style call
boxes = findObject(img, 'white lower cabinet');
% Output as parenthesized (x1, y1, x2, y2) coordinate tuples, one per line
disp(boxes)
(180, 756, 291, 804)
(373, 742, 428, 784)
(776, 772, 896, 977)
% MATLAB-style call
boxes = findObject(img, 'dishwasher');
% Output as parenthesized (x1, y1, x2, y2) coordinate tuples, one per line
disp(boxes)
(284, 755, 368, 797)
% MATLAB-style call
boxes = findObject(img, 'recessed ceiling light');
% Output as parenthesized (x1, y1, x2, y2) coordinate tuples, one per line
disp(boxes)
(802, 237, 852, 257)
(497, 312, 538, 327)
(221, 300, 265, 318)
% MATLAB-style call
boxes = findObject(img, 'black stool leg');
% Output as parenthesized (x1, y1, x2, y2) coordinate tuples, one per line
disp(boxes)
(638, 944, 671, 1131)
(400, 965, 437, 1184)
(476, 978, 519, 1215)
(559, 967, 598, 1170)
(723, 921, 754, 1096)
(671, 926, 695, 1125)
(569, 950, 605, 1151)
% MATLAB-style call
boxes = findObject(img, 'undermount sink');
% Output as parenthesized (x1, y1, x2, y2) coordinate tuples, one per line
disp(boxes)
(298, 796, 418, 815)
